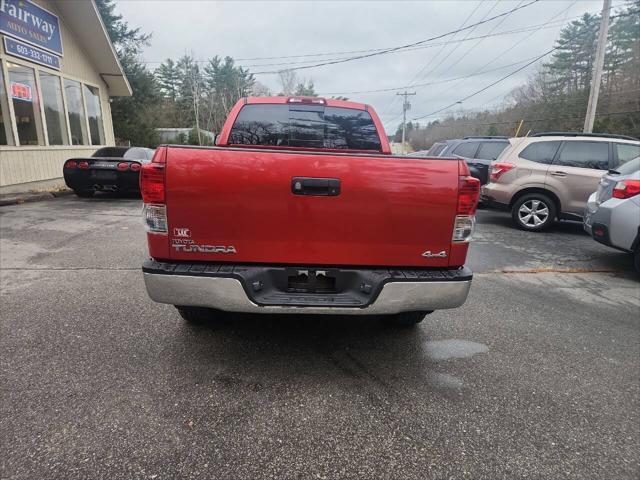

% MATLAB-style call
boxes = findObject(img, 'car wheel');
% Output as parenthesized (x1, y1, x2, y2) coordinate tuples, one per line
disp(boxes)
(511, 193, 556, 231)
(175, 306, 221, 324)
(74, 189, 95, 198)
(384, 311, 432, 327)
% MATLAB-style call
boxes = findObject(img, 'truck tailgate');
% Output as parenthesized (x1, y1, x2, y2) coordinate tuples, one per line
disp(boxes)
(165, 146, 459, 267)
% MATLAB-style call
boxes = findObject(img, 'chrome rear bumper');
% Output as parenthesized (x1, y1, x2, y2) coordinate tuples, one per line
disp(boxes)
(142, 261, 472, 315)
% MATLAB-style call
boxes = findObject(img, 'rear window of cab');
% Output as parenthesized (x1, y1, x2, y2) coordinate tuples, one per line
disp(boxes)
(228, 104, 382, 151)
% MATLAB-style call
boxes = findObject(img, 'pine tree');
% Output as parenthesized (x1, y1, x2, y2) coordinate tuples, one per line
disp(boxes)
(95, 0, 160, 146)
(155, 59, 181, 101)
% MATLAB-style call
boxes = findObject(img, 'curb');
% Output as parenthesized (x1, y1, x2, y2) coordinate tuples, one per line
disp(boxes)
(0, 189, 73, 207)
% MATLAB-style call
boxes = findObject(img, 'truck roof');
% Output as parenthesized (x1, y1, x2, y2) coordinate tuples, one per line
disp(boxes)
(246, 96, 370, 111)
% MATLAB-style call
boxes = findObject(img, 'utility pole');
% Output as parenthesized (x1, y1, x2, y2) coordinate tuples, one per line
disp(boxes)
(397, 91, 416, 154)
(584, 0, 612, 133)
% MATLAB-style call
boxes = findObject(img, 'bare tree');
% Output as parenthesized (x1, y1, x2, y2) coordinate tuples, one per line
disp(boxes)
(251, 81, 271, 96)
(277, 69, 297, 95)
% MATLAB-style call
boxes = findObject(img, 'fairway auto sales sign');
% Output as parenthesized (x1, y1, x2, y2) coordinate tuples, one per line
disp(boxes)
(0, 0, 62, 56)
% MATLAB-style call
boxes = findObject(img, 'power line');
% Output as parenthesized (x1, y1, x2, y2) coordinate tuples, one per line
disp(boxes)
(411, 47, 557, 121)
(422, 0, 525, 88)
(141, 15, 572, 68)
(254, 4, 635, 79)
(249, 0, 541, 74)
(413, 88, 640, 121)
(417, 0, 579, 111)
(206, 0, 630, 63)
(141, 8, 637, 73)
(421, 110, 640, 128)
(318, 56, 541, 96)
(412, 0, 503, 87)
(404, 0, 486, 90)
(374, 0, 485, 129)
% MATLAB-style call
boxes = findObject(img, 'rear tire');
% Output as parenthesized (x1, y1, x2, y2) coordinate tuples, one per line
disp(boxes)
(74, 189, 94, 198)
(384, 311, 432, 327)
(511, 193, 556, 232)
(175, 306, 220, 324)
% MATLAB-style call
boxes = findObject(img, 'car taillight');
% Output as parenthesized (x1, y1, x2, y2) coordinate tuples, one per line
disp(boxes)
(452, 216, 476, 243)
(457, 176, 480, 215)
(64, 160, 77, 169)
(453, 175, 480, 243)
(78, 161, 89, 169)
(130, 163, 141, 172)
(140, 164, 165, 203)
(141, 147, 167, 233)
(143, 204, 168, 234)
(117, 162, 129, 171)
(490, 162, 515, 182)
(612, 179, 640, 199)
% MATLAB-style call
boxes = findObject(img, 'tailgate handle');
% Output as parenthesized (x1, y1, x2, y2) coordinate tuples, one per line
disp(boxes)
(291, 177, 341, 196)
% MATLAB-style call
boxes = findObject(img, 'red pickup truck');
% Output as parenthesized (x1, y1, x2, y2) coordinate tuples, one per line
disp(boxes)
(140, 96, 479, 326)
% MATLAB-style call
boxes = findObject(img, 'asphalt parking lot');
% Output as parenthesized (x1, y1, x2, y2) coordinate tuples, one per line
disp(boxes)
(1, 195, 639, 479)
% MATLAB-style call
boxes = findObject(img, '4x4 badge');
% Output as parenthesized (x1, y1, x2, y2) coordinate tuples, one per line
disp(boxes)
(422, 250, 447, 258)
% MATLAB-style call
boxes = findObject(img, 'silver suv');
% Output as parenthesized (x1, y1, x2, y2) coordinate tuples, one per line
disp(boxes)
(482, 132, 640, 231)
(584, 157, 640, 272)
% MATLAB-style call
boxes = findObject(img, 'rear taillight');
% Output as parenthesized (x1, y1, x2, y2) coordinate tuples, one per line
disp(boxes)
(141, 147, 168, 233)
(117, 162, 129, 171)
(490, 162, 515, 182)
(130, 163, 141, 172)
(140, 164, 165, 203)
(452, 216, 476, 243)
(143, 204, 168, 234)
(612, 179, 640, 199)
(78, 161, 89, 169)
(453, 175, 480, 243)
(64, 160, 77, 169)
(457, 176, 480, 215)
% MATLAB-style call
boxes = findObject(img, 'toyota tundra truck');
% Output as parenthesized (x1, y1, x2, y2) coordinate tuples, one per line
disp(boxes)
(141, 96, 479, 326)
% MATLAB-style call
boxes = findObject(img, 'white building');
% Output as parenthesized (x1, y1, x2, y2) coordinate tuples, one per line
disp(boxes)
(0, 0, 131, 193)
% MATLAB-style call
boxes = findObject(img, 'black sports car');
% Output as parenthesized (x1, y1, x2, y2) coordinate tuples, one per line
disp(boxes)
(63, 147, 155, 197)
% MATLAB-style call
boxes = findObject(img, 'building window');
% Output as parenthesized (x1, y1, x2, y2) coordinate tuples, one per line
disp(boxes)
(39, 72, 69, 145)
(83, 84, 105, 145)
(7, 62, 44, 146)
(64, 78, 88, 145)
(0, 66, 14, 145)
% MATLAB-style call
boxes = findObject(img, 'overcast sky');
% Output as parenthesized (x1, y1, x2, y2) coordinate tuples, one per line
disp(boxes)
(115, 0, 615, 133)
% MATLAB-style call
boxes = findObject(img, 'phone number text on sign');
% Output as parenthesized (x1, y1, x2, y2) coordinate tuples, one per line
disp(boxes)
(4, 36, 60, 70)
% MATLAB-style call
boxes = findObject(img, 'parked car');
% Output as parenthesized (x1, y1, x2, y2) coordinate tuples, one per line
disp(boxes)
(584, 156, 640, 272)
(140, 96, 480, 326)
(482, 132, 640, 231)
(426, 140, 454, 156)
(407, 149, 431, 157)
(63, 147, 156, 197)
(439, 136, 512, 185)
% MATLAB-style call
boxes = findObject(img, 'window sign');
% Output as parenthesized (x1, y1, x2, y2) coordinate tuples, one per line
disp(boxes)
(10, 81, 32, 102)
(0, 0, 63, 56)
(4, 37, 61, 70)
(8, 63, 44, 145)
